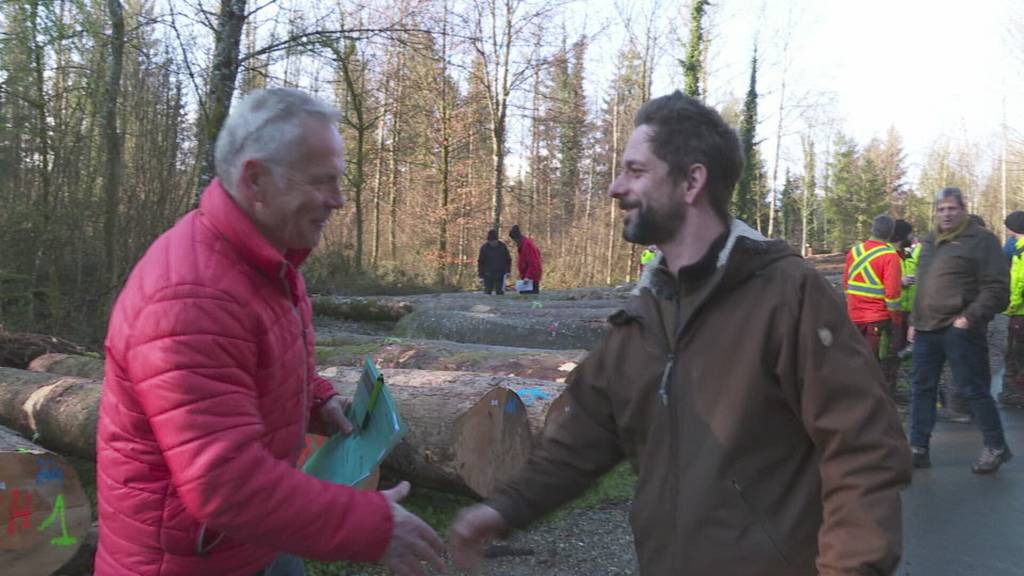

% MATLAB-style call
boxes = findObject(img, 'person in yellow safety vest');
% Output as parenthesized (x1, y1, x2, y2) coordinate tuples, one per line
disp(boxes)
(1000, 211, 1024, 407)
(639, 245, 658, 273)
(891, 220, 918, 353)
(843, 214, 903, 396)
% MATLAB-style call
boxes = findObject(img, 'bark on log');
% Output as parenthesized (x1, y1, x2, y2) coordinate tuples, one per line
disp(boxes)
(0, 369, 99, 461)
(322, 370, 534, 497)
(0, 425, 91, 576)
(320, 367, 568, 447)
(311, 297, 414, 322)
(28, 354, 104, 380)
(315, 334, 585, 382)
(394, 309, 608, 350)
(0, 330, 91, 370)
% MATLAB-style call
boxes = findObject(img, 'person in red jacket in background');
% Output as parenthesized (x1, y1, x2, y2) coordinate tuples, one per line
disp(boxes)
(95, 88, 443, 576)
(509, 224, 543, 293)
(843, 214, 903, 396)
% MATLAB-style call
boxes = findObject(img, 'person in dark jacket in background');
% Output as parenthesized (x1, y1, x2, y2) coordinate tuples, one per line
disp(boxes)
(509, 225, 542, 293)
(908, 187, 1013, 474)
(478, 229, 512, 295)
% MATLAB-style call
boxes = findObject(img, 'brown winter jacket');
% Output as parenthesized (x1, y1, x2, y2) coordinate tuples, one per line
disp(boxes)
(911, 220, 1009, 331)
(488, 220, 912, 576)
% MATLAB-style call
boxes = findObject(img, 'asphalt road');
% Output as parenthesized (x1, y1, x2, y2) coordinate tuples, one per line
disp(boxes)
(898, 372, 1024, 576)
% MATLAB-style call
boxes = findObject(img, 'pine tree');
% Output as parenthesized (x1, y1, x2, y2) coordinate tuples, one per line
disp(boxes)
(734, 49, 763, 226)
(682, 0, 709, 99)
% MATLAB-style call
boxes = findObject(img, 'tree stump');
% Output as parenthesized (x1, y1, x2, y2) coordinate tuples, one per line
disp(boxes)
(0, 425, 91, 576)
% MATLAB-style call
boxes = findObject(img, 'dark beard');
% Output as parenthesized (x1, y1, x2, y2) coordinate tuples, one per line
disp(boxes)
(622, 201, 685, 245)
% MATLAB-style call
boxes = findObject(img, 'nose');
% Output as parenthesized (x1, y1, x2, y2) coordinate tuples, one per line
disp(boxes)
(326, 189, 345, 210)
(608, 173, 626, 200)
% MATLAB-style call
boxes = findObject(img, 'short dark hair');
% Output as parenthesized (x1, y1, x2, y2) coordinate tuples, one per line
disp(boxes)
(633, 91, 744, 223)
(892, 219, 912, 244)
(509, 225, 522, 240)
(935, 187, 965, 208)
(487, 229, 498, 241)
(871, 215, 895, 240)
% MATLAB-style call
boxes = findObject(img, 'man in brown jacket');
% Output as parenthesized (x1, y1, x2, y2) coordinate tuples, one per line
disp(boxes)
(907, 187, 1012, 474)
(448, 91, 911, 575)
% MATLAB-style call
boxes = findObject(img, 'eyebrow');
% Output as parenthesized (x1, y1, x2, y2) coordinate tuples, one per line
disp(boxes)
(624, 160, 646, 170)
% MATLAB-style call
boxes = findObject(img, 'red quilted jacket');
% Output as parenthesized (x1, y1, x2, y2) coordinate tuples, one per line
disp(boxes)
(95, 180, 392, 575)
(516, 236, 543, 282)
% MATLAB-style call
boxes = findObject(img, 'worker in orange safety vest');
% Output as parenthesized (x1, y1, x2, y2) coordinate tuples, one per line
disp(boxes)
(843, 214, 903, 395)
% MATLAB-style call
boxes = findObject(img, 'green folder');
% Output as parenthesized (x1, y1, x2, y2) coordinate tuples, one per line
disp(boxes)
(303, 358, 407, 486)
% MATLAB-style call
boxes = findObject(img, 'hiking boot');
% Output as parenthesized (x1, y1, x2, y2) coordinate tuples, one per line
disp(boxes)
(972, 446, 1012, 474)
(911, 446, 931, 469)
(998, 390, 1024, 408)
(936, 406, 972, 424)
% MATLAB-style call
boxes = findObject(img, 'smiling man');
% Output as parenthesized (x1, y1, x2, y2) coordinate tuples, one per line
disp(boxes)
(907, 187, 1012, 473)
(96, 88, 444, 576)
(449, 91, 911, 575)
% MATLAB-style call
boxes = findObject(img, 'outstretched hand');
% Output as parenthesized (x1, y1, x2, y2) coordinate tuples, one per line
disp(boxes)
(448, 504, 507, 570)
(311, 395, 354, 437)
(380, 481, 446, 576)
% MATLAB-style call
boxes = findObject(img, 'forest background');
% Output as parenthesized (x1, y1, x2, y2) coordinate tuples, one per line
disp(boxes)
(3, 0, 1024, 345)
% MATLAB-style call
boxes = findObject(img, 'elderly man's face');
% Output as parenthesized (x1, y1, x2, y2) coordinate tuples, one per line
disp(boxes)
(254, 119, 346, 252)
(934, 196, 965, 233)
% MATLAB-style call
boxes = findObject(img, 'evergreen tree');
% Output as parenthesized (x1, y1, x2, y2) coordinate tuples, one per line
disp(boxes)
(682, 0, 709, 99)
(734, 49, 764, 226)
(824, 134, 859, 251)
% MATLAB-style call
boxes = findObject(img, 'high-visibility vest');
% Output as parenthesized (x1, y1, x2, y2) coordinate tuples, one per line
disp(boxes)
(640, 249, 657, 266)
(900, 243, 921, 312)
(846, 241, 899, 311)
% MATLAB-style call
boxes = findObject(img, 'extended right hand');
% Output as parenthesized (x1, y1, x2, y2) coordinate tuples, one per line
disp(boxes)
(379, 481, 445, 576)
(448, 504, 507, 570)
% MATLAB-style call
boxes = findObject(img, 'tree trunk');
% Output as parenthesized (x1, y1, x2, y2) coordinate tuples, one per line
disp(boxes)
(0, 329, 91, 370)
(315, 334, 584, 382)
(195, 0, 247, 204)
(28, 354, 105, 380)
(311, 296, 413, 322)
(325, 369, 540, 496)
(0, 425, 91, 576)
(0, 369, 99, 462)
(394, 308, 608, 350)
(102, 0, 125, 292)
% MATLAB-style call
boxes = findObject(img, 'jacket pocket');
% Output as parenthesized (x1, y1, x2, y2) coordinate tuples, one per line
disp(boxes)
(159, 487, 224, 557)
(731, 479, 794, 568)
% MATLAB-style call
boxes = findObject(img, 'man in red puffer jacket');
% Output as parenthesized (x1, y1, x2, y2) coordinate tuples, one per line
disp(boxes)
(96, 88, 444, 576)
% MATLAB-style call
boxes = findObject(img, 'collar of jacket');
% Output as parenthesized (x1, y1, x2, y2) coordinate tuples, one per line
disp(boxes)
(632, 219, 772, 301)
(925, 219, 982, 248)
(199, 178, 312, 279)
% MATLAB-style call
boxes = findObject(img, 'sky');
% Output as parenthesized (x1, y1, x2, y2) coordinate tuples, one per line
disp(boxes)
(577, 0, 1024, 185)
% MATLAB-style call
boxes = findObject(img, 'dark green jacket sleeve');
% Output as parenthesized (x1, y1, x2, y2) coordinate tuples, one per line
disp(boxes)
(964, 232, 1009, 327)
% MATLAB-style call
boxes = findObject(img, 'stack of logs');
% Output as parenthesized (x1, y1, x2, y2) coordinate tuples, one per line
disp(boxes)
(0, 293, 626, 573)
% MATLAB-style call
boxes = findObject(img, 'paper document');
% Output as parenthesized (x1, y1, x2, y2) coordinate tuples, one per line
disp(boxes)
(515, 279, 534, 293)
(303, 358, 406, 486)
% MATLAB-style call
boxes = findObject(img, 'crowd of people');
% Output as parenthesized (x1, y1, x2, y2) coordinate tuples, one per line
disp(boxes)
(93, 86, 1012, 576)
(841, 195, 1016, 474)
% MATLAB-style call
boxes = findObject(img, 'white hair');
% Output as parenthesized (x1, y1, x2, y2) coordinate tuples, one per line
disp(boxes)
(214, 87, 340, 192)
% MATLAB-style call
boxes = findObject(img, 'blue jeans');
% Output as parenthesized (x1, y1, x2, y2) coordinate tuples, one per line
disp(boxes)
(909, 326, 1007, 449)
(253, 554, 305, 576)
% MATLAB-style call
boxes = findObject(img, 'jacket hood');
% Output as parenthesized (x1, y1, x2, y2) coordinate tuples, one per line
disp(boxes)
(633, 218, 797, 300)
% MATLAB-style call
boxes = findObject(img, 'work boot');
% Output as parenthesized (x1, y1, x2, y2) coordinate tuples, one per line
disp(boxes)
(971, 446, 1013, 475)
(911, 446, 931, 469)
(998, 390, 1024, 408)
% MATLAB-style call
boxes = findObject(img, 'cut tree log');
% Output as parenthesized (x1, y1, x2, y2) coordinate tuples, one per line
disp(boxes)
(311, 297, 414, 322)
(0, 368, 99, 461)
(0, 329, 92, 370)
(315, 334, 585, 382)
(322, 369, 535, 497)
(0, 425, 91, 576)
(320, 367, 569, 447)
(394, 308, 609, 350)
(0, 366, 545, 498)
(28, 354, 104, 380)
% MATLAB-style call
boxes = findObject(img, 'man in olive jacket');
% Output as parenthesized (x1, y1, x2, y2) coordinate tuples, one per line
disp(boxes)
(449, 91, 911, 576)
(908, 187, 1013, 474)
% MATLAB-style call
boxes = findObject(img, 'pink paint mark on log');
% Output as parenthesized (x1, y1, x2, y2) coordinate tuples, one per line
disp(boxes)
(5, 488, 32, 534)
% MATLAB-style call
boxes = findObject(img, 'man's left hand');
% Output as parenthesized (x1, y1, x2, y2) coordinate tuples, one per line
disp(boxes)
(953, 316, 970, 329)
(312, 395, 354, 437)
